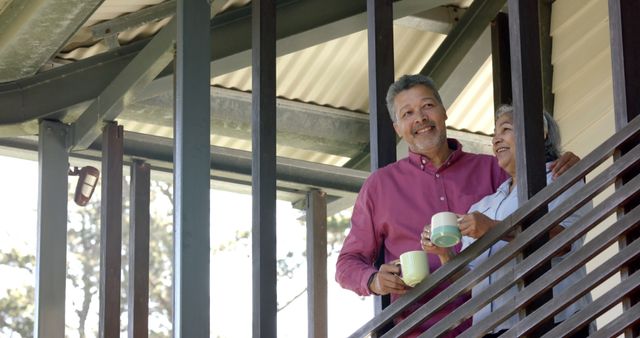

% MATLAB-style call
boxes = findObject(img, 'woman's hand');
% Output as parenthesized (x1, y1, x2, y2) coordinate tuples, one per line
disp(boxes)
(458, 211, 497, 239)
(421, 225, 455, 263)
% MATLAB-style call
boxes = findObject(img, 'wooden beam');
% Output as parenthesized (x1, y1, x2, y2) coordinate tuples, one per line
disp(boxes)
(608, 0, 640, 336)
(128, 160, 150, 338)
(491, 12, 512, 110)
(367, 1, 396, 335)
(306, 189, 328, 338)
(367, 0, 396, 170)
(251, 0, 278, 337)
(99, 122, 124, 338)
(538, 0, 554, 114)
(173, 0, 211, 336)
(35, 120, 69, 338)
(507, 0, 551, 335)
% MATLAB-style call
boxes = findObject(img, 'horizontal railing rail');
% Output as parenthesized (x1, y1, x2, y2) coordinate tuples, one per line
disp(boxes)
(588, 301, 640, 338)
(543, 269, 640, 338)
(349, 114, 640, 338)
(454, 170, 640, 337)
(509, 217, 640, 338)
(404, 144, 640, 337)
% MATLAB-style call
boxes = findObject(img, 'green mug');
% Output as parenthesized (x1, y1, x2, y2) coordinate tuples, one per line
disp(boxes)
(430, 211, 462, 248)
(399, 250, 429, 287)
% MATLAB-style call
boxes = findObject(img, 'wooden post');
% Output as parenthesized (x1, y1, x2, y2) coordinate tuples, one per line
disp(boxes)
(507, 0, 551, 335)
(251, 0, 278, 337)
(367, 0, 396, 335)
(609, 0, 640, 336)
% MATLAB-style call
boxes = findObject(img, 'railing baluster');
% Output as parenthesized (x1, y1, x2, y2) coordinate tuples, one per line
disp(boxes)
(541, 269, 640, 338)
(425, 152, 640, 336)
(505, 208, 640, 336)
(589, 301, 640, 338)
(386, 142, 640, 337)
(350, 116, 640, 338)
(505, 204, 640, 337)
(350, 113, 640, 338)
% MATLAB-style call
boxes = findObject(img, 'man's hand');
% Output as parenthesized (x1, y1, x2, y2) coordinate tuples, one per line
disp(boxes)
(368, 262, 408, 296)
(458, 212, 497, 239)
(549, 151, 580, 179)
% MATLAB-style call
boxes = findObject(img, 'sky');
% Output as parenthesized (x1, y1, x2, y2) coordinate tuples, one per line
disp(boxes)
(0, 154, 373, 337)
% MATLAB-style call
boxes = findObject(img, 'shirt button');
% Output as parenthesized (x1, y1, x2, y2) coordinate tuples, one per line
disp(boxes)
(440, 196, 445, 201)
(421, 158, 426, 164)
(420, 165, 425, 170)
(435, 174, 440, 178)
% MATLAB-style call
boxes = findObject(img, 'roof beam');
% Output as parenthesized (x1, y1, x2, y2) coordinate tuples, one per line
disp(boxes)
(120, 87, 370, 157)
(0, 131, 366, 201)
(71, 19, 176, 150)
(420, 0, 506, 86)
(0, 0, 105, 82)
(210, 0, 453, 77)
(394, 6, 465, 34)
(0, 0, 451, 126)
(438, 26, 492, 107)
(89, 0, 233, 42)
(90, 0, 175, 40)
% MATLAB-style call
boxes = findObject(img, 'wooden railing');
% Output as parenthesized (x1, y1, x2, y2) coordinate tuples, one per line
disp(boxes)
(349, 114, 640, 338)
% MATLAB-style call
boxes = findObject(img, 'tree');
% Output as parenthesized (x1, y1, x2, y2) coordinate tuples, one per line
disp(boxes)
(0, 249, 35, 338)
(0, 173, 353, 337)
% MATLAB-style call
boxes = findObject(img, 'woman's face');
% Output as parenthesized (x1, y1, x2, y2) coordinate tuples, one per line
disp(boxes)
(492, 113, 516, 176)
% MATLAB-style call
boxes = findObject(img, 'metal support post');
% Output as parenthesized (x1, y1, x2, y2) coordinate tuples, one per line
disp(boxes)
(251, 0, 277, 337)
(173, 0, 211, 336)
(99, 122, 124, 338)
(128, 160, 150, 338)
(35, 120, 69, 338)
(306, 189, 328, 338)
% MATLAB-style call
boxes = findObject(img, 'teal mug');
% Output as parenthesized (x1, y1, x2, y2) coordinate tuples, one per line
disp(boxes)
(430, 211, 462, 247)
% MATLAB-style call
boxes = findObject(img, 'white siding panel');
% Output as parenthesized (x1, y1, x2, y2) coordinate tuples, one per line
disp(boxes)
(552, 0, 621, 332)
(555, 75, 613, 151)
(552, 0, 614, 153)
(552, 22, 610, 94)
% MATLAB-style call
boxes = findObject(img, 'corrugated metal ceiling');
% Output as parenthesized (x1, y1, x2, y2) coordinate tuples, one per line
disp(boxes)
(5, 0, 496, 166)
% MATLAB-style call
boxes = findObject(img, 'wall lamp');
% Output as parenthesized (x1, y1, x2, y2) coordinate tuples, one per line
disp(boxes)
(68, 166, 100, 206)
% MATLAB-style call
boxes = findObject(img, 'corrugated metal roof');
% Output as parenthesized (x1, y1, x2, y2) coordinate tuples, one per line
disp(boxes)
(5, 0, 497, 165)
(447, 57, 494, 135)
(212, 24, 495, 136)
(212, 26, 447, 113)
(115, 18, 495, 164)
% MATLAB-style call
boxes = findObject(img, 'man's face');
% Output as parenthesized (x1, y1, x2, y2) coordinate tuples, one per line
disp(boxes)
(392, 85, 448, 155)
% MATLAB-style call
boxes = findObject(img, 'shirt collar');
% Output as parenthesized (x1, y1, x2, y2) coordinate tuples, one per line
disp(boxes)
(407, 138, 464, 171)
(496, 178, 512, 195)
(496, 161, 553, 196)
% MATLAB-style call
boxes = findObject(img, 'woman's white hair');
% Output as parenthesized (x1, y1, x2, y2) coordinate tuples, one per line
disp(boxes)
(495, 104, 562, 161)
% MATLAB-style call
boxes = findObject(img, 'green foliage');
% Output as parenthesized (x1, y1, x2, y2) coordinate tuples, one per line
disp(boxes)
(0, 251, 34, 338)
(327, 214, 351, 254)
(0, 287, 34, 338)
(0, 174, 354, 337)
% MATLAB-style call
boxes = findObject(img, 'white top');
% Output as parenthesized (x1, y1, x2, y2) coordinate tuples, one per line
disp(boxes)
(461, 163, 592, 332)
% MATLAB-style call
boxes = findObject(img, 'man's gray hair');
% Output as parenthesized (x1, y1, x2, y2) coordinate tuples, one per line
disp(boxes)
(385, 74, 443, 122)
(495, 104, 562, 161)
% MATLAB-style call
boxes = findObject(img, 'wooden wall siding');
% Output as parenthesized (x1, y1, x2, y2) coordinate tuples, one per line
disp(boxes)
(551, 0, 614, 156)
(551, 0, 624, 331)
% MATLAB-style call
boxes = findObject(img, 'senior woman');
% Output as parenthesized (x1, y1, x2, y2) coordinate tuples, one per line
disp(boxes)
(422, 104, 592, 337)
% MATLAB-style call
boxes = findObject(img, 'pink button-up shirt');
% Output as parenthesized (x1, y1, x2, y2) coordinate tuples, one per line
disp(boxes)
(336, 139, 508, 337)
